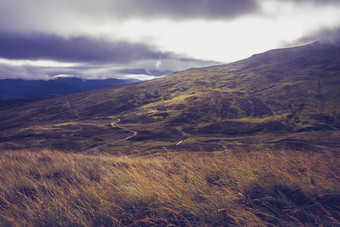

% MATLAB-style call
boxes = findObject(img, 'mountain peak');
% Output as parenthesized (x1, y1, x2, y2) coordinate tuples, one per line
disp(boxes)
(0, 43, 339, 152)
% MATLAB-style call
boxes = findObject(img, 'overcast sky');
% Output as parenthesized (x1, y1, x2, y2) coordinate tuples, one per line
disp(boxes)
(0, 0, 340, 80)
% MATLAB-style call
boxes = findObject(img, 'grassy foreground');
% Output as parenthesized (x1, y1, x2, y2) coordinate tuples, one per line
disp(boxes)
(0, 149, 339, 226)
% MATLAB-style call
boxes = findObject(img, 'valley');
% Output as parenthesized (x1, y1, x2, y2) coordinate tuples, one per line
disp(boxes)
(2, 0, 340, 225)
(83, 118, 138, 155)
(0, 42, 339, 226)
(1, 42, 339, 153)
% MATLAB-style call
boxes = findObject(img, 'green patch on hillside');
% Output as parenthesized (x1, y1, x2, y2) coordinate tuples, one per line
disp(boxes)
(0, 42, 339, 152)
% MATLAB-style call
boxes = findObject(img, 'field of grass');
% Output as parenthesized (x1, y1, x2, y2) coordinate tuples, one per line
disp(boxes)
(0, 149, 339, 226)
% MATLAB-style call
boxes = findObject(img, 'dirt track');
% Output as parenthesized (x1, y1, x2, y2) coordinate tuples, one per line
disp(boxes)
(83, 118, 137, 154)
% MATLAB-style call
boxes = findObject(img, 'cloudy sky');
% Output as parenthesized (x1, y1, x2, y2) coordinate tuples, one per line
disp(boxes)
(0, 0, 340, 80)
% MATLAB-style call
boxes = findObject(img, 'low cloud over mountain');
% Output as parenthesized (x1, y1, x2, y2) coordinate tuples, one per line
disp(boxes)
(0, 0, 339, 80)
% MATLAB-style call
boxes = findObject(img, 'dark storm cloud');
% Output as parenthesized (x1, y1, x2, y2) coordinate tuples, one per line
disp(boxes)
(0, 0, 259, 28)
(115, 0, 259, 20)
(0, 32, 173, 64)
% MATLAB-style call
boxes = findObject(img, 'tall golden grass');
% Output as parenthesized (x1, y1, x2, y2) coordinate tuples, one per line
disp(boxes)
(0, 149, 339, 226)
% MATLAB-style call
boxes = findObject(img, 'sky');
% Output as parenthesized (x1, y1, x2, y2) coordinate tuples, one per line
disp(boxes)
(0, 0, 340, 80)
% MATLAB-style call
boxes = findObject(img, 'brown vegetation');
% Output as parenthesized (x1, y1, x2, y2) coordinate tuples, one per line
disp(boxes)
(0, 149, 339, 226)
(1, 42, 340, 152)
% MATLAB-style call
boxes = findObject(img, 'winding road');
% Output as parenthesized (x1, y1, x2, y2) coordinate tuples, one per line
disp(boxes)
(83, 118, 137, 155)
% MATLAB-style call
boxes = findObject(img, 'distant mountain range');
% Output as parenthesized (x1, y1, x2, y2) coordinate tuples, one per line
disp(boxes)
(0, 42, 339, 152)
(0, 77, 139, 100)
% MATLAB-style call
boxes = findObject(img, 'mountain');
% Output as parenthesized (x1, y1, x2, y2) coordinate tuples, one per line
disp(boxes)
(0, 42, 339, 153)
(0, 77, 139, 100)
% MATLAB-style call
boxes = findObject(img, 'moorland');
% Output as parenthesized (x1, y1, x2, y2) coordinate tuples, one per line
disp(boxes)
(0, 41, 339, 226)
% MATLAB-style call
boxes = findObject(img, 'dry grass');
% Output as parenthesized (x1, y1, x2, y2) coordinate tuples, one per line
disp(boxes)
(0, 149, 339, 226)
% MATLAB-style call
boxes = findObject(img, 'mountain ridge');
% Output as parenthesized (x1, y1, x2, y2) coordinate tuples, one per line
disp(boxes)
(0, 42, 339, 153)
(0, 77, 139, 100)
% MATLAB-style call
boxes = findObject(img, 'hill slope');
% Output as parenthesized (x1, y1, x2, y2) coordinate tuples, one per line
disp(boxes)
(1, 42, 339, 152)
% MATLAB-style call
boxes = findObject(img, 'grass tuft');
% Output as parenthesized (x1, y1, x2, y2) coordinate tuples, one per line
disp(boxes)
(0, 149, 339, 226)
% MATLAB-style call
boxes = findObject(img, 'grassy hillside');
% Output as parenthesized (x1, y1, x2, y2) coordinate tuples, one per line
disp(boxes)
(0, 149, 339, 226)
(0, 42, 339, 152)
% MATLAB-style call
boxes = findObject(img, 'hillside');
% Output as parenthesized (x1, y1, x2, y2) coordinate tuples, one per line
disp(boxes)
(0, 42, 339, 153)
